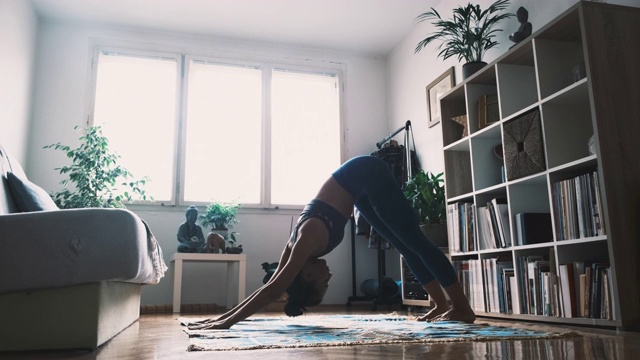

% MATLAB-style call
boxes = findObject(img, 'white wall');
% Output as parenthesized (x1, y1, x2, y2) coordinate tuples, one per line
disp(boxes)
(27, 19, 398, 306)
(386, 0, 639, 175)
(0, 0, 38, 162)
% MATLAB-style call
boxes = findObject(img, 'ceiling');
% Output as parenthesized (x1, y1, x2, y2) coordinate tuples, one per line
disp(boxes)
(30, 0, 439, 56)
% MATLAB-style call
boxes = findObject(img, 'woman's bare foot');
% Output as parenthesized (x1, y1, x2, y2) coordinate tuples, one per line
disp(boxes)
(415, 306, 449, 322)
(429, 307, 476, 323)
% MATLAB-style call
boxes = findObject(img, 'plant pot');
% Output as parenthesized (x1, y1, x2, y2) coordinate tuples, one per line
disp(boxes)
(210, 228, 228, 238)
(420, 223, 448, 248)
(462, 61, 487, 80)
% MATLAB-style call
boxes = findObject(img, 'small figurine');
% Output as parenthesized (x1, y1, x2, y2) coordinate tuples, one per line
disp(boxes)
(176, 206, 207, 253)
(226, 245, 243, 254)
(261, 262, 279, 284)
(206, 232, 226, 254)
(509, 7, 532, 48)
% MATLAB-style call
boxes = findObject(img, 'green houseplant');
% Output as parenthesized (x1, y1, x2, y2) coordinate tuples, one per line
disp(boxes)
(414, 0, 514, 79)
(44, 125, 152, 209)
(198, 201, 241, 244)
(404, 170, 448, 247)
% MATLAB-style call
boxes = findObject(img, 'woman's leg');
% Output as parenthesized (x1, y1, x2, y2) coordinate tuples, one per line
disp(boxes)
(352, 158, 474, 322)
(356, 172, 458, 286)
(355, 196, 450, 320)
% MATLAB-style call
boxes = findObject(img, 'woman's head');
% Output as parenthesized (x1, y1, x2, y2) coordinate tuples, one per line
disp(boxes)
(284, 258, 332, 317)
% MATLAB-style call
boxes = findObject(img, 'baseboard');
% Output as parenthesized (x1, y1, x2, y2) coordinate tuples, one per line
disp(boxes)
(141, 303, 219, 314)
(139, 302, 382, 315)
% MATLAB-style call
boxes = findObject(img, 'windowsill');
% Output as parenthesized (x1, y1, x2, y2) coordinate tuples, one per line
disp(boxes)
(125, 203, 303, 216)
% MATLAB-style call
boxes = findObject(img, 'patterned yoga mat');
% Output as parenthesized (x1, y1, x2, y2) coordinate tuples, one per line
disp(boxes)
(181, 314, 576, 351)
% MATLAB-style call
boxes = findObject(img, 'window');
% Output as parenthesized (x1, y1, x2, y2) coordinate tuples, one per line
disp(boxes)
(183, 61, 262, 204)
(91, 49, 343, 208)
(271, 69, 341, 205)
(93, 52, 179, 202)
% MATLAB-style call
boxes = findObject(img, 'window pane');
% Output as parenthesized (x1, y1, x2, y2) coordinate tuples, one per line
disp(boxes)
(94, 52, 177, 202)
(271, 70, 341, 205)
(184, 61, 262, 204)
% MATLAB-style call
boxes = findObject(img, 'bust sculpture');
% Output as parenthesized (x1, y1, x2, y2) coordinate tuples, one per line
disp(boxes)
(509, 7, 532, 48)
(176, 205, 207, 253)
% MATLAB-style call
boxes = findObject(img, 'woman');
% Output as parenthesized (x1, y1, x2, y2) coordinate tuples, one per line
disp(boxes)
(189, 156, 475, 330)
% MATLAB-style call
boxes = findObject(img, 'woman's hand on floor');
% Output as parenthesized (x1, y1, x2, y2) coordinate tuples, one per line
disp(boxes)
(188, 319, 231, 330)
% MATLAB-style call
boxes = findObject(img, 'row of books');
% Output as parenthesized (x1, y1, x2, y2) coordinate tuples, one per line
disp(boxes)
(446, 202, 475, 253)
(446, 170, 605, 252)
(454, 255, 615, 320)
(453, 257, 514, 314)
(446, 198, 512, 253)
(552, 170, 606, 240)
(557, 261, 615, 319)
(516, 255, 556, 316)
(476, 197, 511, 250)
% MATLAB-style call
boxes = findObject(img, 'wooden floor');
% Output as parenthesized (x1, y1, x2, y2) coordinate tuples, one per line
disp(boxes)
(1, 306, 639, 359)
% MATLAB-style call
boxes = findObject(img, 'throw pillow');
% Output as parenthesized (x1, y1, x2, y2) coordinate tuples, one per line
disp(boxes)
(6, 171, 59, 212)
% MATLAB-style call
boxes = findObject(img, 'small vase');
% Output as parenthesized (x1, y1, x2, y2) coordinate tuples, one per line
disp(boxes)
(462, 61, 487, 80)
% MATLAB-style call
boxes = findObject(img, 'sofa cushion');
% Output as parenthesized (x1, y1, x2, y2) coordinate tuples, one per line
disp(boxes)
(6, 172, 59, 212)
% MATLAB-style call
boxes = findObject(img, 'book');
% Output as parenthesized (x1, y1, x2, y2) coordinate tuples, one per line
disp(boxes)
(486, 201, 501, 248)
(592, 171, 606, 235)
(515, 213, 553, 246)
(483, 258, 497, 313)
(579, 274, 587, 317)
(526, 257, 548, 315)
(502, 268, 515, 314)
(558, 264, 577, 317)
(510, 275, 521, 314)
(517, 255, 542, 314)
(446, 204, 456, 251)
(495, 260, 512, 314)
(602, 269, 610, 320)
(491, 197, 511, 247)
(533, 260, 550, 315)
(542, 271, 556, 316)
(476, 206, 491, 250)
(589, 263, 609, 319)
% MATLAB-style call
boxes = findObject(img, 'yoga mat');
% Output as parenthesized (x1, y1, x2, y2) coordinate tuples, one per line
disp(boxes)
(181, 314, 577, 351)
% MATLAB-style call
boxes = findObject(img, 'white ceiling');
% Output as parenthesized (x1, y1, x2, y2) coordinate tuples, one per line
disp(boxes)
(30, 0, 439, 56)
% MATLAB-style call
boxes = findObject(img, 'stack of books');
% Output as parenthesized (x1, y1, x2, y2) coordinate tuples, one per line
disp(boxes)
(551, 171, 606, 240)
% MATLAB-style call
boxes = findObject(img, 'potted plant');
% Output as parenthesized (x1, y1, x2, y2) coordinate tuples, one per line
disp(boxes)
(404, 170, 448, 247)
(414, 0, 514, 79)
(44, 125, 152, 209)
(198, 201, 241, 245)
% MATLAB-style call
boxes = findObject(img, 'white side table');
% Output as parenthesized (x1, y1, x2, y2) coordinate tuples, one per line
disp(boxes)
(171, 253, 247, 313)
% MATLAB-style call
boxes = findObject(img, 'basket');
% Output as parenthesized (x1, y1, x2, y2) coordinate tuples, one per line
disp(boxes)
(503, 109, 546, 180)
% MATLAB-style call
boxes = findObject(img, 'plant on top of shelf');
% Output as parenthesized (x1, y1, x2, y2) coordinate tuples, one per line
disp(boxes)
(414, 0, 514, 79)
(198, 201, 241, 243)
(198, 201, 240, 230)
(44, 125, 153, 209)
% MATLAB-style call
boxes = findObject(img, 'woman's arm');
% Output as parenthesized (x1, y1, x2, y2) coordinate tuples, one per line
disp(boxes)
(189, 236, 314, 330)
(193, 245, 293, 325)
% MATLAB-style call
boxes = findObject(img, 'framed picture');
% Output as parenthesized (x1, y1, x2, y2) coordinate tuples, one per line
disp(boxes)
(426, 67, 456, 128)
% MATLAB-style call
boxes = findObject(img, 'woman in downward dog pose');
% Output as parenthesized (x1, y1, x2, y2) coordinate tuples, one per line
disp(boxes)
(189, 156, 475, 330)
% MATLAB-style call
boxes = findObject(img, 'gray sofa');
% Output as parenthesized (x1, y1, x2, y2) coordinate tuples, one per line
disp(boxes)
(0, 145, 167, 351)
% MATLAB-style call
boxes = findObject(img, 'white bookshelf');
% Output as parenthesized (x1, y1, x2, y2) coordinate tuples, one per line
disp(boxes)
(437, 2, 640, 329)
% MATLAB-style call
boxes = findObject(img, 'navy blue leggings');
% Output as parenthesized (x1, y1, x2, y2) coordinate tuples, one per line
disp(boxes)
(332, 156, 458, 287)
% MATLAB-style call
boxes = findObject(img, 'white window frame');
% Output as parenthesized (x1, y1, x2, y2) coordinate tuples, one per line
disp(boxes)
(87, 43, 347, 210)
